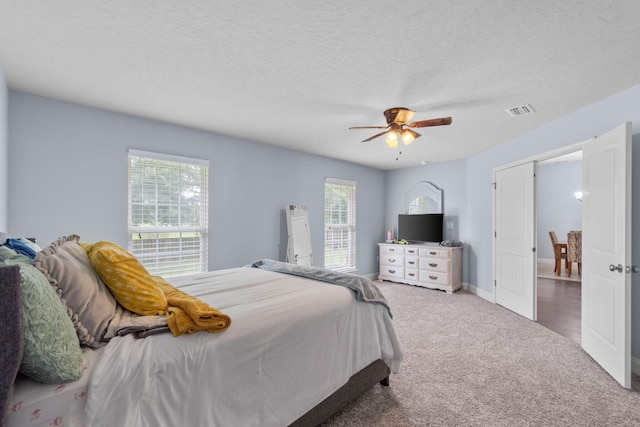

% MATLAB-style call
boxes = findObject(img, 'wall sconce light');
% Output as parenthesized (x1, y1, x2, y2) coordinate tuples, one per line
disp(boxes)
(574, 191, 583, 201)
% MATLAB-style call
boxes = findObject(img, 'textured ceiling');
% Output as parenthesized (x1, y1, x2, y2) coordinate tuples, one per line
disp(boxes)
(1, 1, 640, 170)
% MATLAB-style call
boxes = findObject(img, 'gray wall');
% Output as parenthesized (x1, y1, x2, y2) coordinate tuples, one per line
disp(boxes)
(383, 84, 640, 359)
(0, 66, 7, 231)
(462, 84, 640, 358)
(7, 92, 386, 275)
(5, 80, 640, 361)
(464, 85, 640, 294)
(384, 158, 468, 279)
(536, 161, 582, 260)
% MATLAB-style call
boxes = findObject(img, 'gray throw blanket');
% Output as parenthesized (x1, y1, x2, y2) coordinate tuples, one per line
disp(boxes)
(249, 259, 392, 318)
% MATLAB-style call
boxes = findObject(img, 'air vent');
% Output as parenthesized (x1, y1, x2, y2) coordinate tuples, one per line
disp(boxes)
(505, 104, 535, 117)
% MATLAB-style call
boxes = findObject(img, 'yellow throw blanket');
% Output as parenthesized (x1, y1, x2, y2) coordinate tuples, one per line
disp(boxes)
(153, 276, 232, 336)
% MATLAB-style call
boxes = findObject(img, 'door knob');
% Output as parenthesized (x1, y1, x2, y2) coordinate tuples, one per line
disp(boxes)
(609, 264, 624, 273)
(626, 265, 639, 274)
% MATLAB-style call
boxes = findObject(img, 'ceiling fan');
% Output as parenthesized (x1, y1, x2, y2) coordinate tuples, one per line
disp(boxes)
(349, 107, 452, 148)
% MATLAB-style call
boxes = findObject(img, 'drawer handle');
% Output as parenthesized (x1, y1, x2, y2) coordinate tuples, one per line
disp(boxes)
(429, 263, 438, 267)
(429, 251, 437, 255)
(408, 273, 416, 277)
(407, 249, 416, 254)
(429, 275, 438, 280)
(408, 261, 415, 265)
(388, 258, 396, 263)
(388, 269, 396, 274)
(389, 248, 396, 252)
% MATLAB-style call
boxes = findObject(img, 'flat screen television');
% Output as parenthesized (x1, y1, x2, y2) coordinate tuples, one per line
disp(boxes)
(398, 213, 444, 243)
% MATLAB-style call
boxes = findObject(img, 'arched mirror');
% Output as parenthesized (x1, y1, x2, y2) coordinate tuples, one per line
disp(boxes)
(406, 181, 443, 214)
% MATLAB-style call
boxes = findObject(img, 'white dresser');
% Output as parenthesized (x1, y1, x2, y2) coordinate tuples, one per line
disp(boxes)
(377, 243, 462, 293)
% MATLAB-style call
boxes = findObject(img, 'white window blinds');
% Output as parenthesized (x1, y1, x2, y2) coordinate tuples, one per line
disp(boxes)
(324, 178, 357, 272)
(128, 149, 209, 277)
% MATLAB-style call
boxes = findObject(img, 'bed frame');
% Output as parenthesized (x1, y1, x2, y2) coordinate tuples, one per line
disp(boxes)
(290, 359, 390, 426)
(1, 265, 23, 427)
(0, 264, 390, 427)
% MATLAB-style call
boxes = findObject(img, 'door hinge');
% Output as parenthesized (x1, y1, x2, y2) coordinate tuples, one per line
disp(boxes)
(494, 279, 497, 287)
(494, 231, 497, 238)
(492, 182, 496, 189)
(532, 247, 536, 252)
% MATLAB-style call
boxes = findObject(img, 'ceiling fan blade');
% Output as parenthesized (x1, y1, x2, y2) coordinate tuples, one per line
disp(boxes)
(408, 117, 453, 128)
(349, 125, 390, 130)
(361, 130, 389, 142)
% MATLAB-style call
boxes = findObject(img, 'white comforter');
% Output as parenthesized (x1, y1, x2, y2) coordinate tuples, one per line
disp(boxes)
(84, 267, 402, 427)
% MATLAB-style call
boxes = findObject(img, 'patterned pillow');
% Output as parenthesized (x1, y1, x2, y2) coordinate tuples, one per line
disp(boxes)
(82, 241, 167, 316)
(34, 235, 119, 348)
(0, 246, 83, 383)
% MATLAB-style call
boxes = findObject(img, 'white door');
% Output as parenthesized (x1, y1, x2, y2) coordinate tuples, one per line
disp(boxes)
(494, 162, 536, 320)
(581, 122, 632, 388)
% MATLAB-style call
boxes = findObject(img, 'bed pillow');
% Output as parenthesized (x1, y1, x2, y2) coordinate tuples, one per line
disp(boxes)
(34, 235, 119, 348)
(0, 247, 83, 383)
(6, 238, 37, 259)
(82, 241, 167, 316)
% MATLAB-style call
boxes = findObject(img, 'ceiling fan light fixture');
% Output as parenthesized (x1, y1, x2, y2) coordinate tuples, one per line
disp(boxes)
(386, 131, 399, 148)
(401, 128, 420, 145)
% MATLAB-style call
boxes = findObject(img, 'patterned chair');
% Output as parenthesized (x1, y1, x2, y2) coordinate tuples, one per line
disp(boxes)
(567, 231, 582, 277)
(549, 231, 568, 276)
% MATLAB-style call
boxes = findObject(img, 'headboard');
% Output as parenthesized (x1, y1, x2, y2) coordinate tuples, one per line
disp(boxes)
(0, 265, 23, 426)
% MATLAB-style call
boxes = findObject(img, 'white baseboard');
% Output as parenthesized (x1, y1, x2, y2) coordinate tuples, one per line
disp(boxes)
(537, 258, 555, 265)
(462, 282, 494, 302)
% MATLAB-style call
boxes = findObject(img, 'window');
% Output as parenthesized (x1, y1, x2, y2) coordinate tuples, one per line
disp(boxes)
(324, 178, 356, 272)
(128, 149, 208, 277)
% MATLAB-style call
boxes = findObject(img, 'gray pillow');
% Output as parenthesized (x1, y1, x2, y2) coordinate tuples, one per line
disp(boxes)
(0, 246, 83, 383)
(34, 235, 119, 348)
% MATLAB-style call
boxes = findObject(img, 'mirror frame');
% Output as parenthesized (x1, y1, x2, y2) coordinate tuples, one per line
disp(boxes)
(405, 181, 443, 214)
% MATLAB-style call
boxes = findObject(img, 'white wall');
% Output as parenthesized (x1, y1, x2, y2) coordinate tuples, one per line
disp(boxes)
(0, 65, 7, 231)
(7, 92, 386, 275)
(537, 161, 582, 260)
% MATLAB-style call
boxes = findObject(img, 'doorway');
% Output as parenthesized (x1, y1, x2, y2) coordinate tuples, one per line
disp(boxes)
(535, 151, 582, 344)
(493, 122, 633, 388)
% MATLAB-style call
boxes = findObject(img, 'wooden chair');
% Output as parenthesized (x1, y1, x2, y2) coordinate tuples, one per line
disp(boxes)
(567, 231, 582, 277)
(549, 231, 567, 276)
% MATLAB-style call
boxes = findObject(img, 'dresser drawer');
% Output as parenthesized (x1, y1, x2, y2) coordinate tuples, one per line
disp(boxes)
(404, 247, 419, 256)
(380, 266, 405, 281)
(420, 257, 449, 273)
(419, 270, 450, 286)
(380, 245, 404, 255)
(380, 254, 404, 267)
(405, 269, 419, 284)
(405, 255, 419, 269)
(419, 247, 449, 258)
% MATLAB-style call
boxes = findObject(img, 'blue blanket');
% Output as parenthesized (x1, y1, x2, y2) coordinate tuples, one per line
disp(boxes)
(249, 259, 392, 318)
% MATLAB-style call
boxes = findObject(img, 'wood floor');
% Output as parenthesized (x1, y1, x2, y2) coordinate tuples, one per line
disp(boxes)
(536, 276, 581, 344)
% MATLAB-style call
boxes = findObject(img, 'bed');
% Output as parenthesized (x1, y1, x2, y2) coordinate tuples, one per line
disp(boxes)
(0, 235, 402, 427)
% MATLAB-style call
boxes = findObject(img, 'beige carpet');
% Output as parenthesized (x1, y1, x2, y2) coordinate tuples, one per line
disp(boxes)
(537, 261, 581, 282)
(322, 281, 640, 426)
